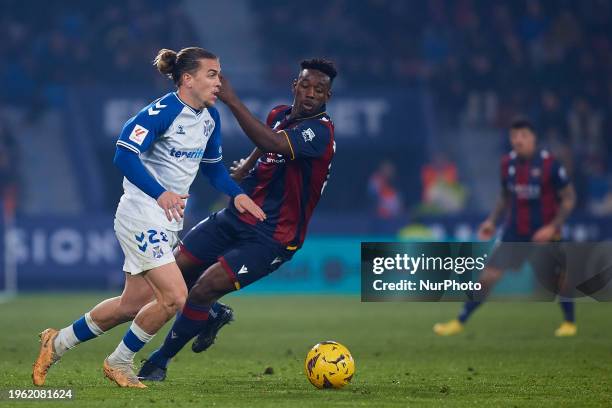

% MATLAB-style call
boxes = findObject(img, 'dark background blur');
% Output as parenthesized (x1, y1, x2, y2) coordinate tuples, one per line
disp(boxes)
(0, 0, 611, 290)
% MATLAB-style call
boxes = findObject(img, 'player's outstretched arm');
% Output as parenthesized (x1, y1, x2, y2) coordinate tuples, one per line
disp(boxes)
(199, 161, 266, 221)
(217, 75, 292, 157)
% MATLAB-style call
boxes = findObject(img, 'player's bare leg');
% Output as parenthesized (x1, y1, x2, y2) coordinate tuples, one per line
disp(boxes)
(138, 262, 235, 381)
(433, 266, 503, 336)
(90, 274, 155, 330)
(32, 274, 154, 386)
(104, 262, 187, 388)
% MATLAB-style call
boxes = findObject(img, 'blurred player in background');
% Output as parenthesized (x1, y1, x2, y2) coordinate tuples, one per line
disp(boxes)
(138, 58, 337, 381)
(32, 47, 264, 388)
(434, 117, 577, 337)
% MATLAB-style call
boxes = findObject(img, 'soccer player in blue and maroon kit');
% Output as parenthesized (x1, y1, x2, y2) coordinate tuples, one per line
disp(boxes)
(434, 118, 577, 337)
(139, 59, 337, 380)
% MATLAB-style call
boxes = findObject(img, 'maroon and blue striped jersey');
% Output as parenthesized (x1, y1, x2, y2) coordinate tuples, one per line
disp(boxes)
(501, 149, 569, 238)
(229, 105, 335, 249)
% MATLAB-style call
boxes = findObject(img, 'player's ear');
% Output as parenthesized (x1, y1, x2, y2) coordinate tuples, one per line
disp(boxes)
(182, 72, 193, 88)
(291, 79, 298, 94)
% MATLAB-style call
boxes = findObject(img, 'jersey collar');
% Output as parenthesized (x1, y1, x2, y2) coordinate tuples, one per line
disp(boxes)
(285, 104, 327, 123)
(173, 92, 203, 116)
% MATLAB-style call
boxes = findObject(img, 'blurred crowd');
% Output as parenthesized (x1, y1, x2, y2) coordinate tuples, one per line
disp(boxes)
(254, 0, 612, 214)
(0, 0, 197, 107)
(1, 0, 611, 216)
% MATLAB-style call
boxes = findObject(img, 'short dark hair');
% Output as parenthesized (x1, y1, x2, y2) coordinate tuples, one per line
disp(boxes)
(300, 58, 337, 83)
(510, 116, 536, 133)
(154, 47, 218, 86)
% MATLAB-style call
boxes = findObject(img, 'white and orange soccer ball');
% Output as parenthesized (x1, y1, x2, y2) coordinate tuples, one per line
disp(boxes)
(304, 341, 355, 389)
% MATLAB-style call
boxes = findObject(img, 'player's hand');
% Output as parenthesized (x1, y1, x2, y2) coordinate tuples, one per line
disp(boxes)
(217, 73, 237, 104)
(532, 224, 557, 242)
(477, 219, 496, 241)
(230, 158, 249, 181)
(157, 191, 189, 222)
(233, 193, 266, 221)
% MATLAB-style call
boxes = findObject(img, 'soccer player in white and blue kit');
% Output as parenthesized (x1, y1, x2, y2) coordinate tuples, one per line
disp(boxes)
(32, 47, 265, 388)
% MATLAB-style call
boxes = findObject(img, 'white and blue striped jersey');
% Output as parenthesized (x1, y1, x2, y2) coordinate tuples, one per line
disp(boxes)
(115, 92, 223, 231)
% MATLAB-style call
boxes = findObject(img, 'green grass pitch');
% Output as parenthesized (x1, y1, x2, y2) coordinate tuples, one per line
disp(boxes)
(1, 294, 612, 407)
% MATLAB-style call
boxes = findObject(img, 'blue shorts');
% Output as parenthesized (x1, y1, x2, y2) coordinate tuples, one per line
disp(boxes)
(179, 209, 296, 290)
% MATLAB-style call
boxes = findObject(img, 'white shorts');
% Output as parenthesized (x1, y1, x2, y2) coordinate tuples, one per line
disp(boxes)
(114, 216, 180, 275)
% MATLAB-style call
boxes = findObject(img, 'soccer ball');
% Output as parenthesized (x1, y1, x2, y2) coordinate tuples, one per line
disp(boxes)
(304, 341, 355, 389)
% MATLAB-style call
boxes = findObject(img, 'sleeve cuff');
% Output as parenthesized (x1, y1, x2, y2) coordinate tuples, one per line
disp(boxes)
(116, 140, 141, 154)
(280, 130, 295, 160)
(201, 156, 223, 163)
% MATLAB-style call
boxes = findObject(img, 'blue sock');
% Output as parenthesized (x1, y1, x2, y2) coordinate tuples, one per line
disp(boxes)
(72, 315, 101, 342)
(559, 301, 575, 323)
(149, 302, 210, 368)
(458, 301, 482, 323)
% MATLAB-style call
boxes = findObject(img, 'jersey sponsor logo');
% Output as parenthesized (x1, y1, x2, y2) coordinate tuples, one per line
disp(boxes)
(302, 128, 316, 142)
(147, 100, 167, 116)
(129, 124, 149, 145)
(169, 147, 205, 160)
(507, 183, 541, 199)
(237, 265, 248, 275)
(263, 153, 286, 164)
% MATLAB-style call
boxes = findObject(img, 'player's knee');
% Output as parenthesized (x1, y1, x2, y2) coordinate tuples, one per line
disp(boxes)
(160, 286, 188, 316)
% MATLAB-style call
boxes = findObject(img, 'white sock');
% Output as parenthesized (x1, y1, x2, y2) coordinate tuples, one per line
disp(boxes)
(107, 322, 154, 365)
(107, 341, 135, 365)
(54, 312, 104, 357)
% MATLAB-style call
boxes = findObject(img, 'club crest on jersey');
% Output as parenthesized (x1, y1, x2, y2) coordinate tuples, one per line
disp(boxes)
(129, 125, 149, 145)
(302, 128, 316, 142)
(152, 245, 164, 259)
(204, 120, 214, 137)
